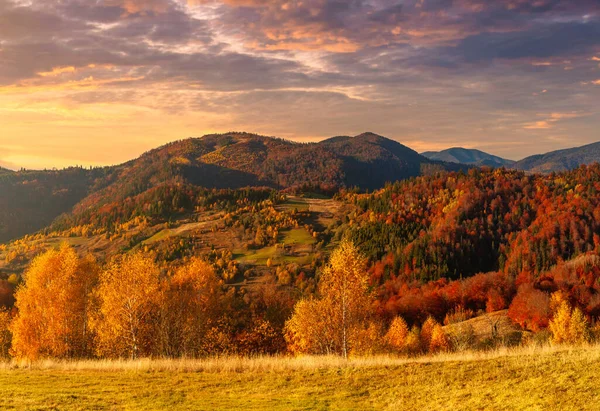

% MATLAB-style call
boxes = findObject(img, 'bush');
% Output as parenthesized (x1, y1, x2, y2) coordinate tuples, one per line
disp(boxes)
(444, 306, 474, 325)
(448, 323, 475, 352)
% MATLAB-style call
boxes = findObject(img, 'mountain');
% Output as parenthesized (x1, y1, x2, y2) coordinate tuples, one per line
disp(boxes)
(422, 147, 514, 167)
(0, 132, 459, 243)
(513, 141, 600, 173)
(71, 132, 441, 210)
(0, 168, 103, 243)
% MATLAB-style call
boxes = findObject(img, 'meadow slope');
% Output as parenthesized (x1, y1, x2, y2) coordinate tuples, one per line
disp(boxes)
(1, 345, 599, 410)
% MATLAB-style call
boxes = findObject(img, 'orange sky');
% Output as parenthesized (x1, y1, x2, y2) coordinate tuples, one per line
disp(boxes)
(1, 0, 599, 169)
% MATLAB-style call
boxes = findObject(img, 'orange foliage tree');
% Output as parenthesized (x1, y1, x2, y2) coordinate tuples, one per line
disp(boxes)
(159, 257, 223, 357)
(429, 324, 451, 353)
(90, 252, 162, 359)
(11, 244, 98, 360)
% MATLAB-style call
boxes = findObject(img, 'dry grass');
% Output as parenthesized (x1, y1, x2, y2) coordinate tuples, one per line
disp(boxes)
(0, 343, 583, 373)
(1, 344, 599, 410)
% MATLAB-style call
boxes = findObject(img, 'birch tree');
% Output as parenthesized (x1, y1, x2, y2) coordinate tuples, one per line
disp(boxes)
(91, 252, 161, 359)
(286, 240, 373, 357)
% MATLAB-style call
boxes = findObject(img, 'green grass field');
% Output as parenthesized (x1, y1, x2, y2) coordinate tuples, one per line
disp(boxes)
(278, 198, 310, 212)
(1, 345, 599, 410)
(234, 228, 316, 265)
(281, 228, 315, 246)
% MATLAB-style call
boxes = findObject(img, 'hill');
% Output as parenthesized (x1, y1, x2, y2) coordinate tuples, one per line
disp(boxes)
(422, 147, 514, 167)
(0, 132, 455, 243)
(514, 141, 600, 173)
(0, 168, 105, 243)
(344, 165, 600, 327)
(109, 131, 446, 192)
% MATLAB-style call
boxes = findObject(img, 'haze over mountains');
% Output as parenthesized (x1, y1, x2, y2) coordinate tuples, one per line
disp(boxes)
(1, 131, 600, 244)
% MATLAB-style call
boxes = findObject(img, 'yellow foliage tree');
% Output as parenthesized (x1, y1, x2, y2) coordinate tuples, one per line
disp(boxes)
(548, 301, 572, 344)
(285, 240, 374, 357)
(429, 324, 451, 353)
(548, 295, 590, 345)
(285, 298, 335, 355)
(385, 316, 409, 352)
(91, 252, 162, 359)
(11, 244, 98, 360)
(420, 316, 437, 351)
(159, 258, 222, 357)
(568, 307, 589, 345)
(549, 291, 569, 313)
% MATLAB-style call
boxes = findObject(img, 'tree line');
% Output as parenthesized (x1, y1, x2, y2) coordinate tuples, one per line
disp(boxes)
(1, 240, 597, 361)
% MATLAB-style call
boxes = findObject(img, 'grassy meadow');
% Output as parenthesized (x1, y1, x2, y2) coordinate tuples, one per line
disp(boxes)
(2, 345, 600, 410)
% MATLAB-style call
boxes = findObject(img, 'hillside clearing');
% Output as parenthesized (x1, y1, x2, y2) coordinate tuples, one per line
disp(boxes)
(1, 345, 599, 410)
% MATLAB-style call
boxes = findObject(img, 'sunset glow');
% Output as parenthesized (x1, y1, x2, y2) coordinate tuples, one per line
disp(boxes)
(1, 0, 599, 169)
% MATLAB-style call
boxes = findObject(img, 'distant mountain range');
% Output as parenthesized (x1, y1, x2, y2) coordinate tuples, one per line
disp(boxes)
(422, 148, 515, 168)
(513, 141, 600, 173)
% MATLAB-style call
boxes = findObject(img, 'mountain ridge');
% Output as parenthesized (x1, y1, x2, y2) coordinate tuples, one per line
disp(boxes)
(422, 147, 515, 167)
(0, 132, 460, 243)
(513, 141, 600, 173)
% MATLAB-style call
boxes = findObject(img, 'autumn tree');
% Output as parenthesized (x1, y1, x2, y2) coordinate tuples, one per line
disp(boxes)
(420, 316, 437, 351)
(507, 285, 550, 331)
(569, 308, 590, 345)
(429, 324, 451, 353)
(159, 257, 223, 357)
(0, 309, 12, 359)
(285, 298, 335, 355)
(385, 316, 409, 352)
(11, 244, 98, 360)
(548, 295, 590, 345)
(91, 252, 162, 359)
(285, 240, 374, 357)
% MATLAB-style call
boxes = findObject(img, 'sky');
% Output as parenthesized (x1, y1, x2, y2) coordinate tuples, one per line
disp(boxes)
(0, 0, 599, 169)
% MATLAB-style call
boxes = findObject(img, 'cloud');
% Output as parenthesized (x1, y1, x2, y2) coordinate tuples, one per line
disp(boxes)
(449, 22, 600, 63)
(524, 112, 586, 130)
(524, 121, 551, 130)
(107, 0, 172, 15)
(0, 0, 599, 167)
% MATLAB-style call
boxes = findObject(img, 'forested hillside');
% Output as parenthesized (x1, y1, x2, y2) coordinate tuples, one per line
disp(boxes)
(514, 141, 600, 173)
(0, 168, 105, 243)
(1, 165, 600, 360)
(344, 165, 600, 328)
(0, 132, 457, 244)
